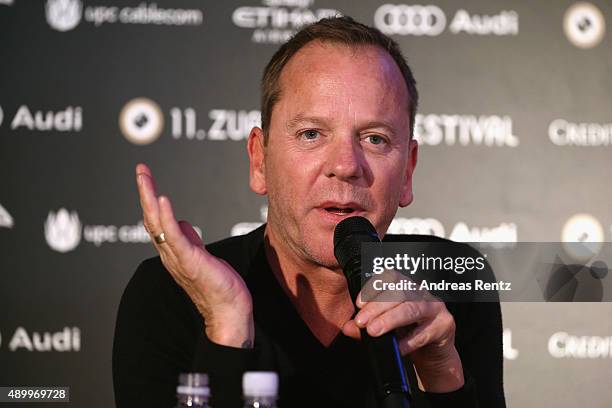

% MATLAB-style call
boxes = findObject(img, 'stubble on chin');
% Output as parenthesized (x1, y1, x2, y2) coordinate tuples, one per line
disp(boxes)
(267, 208, 339, 269)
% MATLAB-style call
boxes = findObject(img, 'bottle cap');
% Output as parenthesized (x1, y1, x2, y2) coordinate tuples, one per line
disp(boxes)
(242, 371, 279, 397)
(177, 373, 210, 397)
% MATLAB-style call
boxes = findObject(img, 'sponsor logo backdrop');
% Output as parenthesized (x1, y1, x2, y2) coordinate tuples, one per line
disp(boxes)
(0, 0, 610, 406)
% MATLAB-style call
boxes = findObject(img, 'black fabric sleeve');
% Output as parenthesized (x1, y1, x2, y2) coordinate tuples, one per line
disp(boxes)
(457, 302, 506, 407)
(413, 303, 505, 408)
(192, 331, 258, 407)
(439, 245, 506, 407)
(112, 257, 256, 408)
(423, 375, 478, 407)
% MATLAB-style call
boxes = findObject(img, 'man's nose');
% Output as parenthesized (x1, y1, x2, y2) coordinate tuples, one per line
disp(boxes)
(324, 134, 364, 181)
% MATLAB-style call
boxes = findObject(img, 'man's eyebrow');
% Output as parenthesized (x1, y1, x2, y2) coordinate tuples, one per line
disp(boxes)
(286, 115, 398, 134)
(361, 120, 397, 134)
(286, 114, 331, 130)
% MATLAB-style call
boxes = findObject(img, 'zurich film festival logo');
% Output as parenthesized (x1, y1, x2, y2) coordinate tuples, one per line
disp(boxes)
(564, 2, 606, 49)
(537, 213, 610, 302)
(119, 98, 164, 145)
(414, 114, 519, 147)
(46, 0, 82, 32)
(45, 209, 82, 253)
(561, 213, 604, 262)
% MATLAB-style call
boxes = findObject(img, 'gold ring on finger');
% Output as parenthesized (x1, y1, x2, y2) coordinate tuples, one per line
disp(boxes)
(154, 232, 166, 244)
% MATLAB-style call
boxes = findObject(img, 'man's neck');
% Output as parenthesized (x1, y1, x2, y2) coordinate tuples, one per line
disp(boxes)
(263, 223, 355, 346)
(263, 223, 347, 297)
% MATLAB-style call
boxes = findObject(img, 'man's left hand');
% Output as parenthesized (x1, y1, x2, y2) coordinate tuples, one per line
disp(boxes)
(341, 293, 465, 393)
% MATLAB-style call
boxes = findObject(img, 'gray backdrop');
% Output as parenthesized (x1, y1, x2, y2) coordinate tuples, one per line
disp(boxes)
(1, 0, 611, 406)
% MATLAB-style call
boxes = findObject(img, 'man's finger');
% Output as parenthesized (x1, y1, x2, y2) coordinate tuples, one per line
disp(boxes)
(136, 166, 161, 237)
(179, 220, 204, 247)
(364, 301, 428, 337)
(354, 299, 402, 328)
(136, 163, 158, 195)
(397, 318, 436, 355)
(360, 269, 427, 304)
(341, 320, 361, 340)
(158, 195, 197, 265)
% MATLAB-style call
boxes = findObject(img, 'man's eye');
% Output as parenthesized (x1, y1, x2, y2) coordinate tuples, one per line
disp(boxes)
(366, 135, 386, 145)
(301, 130, 320, 140)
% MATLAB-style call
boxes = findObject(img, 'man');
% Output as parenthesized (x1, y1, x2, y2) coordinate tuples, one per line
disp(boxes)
(113, 16, 505, 407)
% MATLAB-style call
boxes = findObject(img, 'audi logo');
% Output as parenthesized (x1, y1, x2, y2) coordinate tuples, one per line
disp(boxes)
(374, 4, 446, 36)
(388, 217, 445, 237)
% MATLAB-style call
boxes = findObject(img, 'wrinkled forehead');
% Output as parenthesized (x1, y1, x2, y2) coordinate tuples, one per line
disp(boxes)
(274, 41, 411, 127)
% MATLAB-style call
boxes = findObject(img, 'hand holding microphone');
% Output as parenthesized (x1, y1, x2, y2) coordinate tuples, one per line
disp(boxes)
(334, 216, 464, 405)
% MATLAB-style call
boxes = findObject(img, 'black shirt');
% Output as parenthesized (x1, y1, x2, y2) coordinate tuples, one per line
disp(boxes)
(113, 225, 506, 407)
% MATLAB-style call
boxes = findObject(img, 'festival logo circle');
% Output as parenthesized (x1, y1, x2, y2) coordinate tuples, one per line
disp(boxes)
(564, 2, 606, 49)
(561, 213, 604, 262)
(119, 98, 164, 145)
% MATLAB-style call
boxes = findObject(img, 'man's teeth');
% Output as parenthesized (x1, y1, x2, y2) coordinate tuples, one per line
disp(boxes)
(326, 207, 354, 214)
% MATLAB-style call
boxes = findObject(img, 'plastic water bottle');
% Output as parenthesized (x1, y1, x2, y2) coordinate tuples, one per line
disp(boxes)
(242, 371, 279, 408)
(175, 373, 211, 407)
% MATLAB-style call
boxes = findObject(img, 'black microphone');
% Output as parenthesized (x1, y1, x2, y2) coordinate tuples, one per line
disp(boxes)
(334, 216, 411, 408)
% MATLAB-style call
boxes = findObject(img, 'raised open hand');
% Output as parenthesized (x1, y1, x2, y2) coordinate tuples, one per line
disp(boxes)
(136, 163, 254, 348)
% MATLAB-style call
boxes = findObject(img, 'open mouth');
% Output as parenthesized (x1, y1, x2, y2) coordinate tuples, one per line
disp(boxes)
(325, 207, 356, 215)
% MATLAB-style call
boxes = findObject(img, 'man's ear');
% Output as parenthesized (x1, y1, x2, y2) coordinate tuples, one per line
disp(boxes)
(247, 127, 267, 195)
(399, 138, 418, 207)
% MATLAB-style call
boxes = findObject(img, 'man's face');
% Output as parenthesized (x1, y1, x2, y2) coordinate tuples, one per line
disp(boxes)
(249, 41, 418, 268)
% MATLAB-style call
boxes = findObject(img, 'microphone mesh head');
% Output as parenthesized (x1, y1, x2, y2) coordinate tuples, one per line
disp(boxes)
(333, 216, 380, 269)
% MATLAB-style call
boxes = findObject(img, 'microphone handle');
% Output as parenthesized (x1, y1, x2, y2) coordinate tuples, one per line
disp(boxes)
(362, 329, 411, 405)
(345, 259, 412, 407)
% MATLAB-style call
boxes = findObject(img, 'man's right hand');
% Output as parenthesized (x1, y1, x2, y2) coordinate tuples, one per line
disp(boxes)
(136, 163, 254, 348)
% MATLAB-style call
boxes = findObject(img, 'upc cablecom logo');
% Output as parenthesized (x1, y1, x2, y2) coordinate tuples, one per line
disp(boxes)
(45, 208, 82, 253)
(45, 0, 203, 32)
(46, 0, 83, 32)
